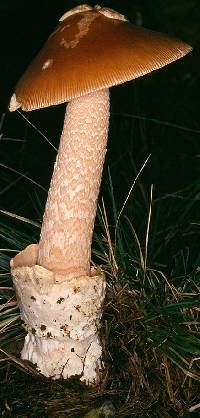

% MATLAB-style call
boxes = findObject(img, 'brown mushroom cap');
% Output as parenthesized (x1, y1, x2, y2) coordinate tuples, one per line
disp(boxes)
(10, 4, 192, 112)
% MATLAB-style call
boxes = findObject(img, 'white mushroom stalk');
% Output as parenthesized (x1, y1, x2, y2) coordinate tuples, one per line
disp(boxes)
(9, 4, 192, 384)
(38, 89, 109, 277)
(10, 89, 109, 384)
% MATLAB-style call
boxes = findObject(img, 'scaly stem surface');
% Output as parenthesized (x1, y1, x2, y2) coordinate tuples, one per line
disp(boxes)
(38, 89, 110, 276)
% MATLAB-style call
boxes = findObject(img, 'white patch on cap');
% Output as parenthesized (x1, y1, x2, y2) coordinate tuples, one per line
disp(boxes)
(94, 5, 127, 21)
(9, 93, 21, 112)
(42, 59, 53, 70)
(60, 13, 97, 49)
(59, 5, 93, 22)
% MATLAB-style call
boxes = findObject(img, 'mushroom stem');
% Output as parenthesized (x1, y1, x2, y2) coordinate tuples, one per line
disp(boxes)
(38, 89, 110, 276)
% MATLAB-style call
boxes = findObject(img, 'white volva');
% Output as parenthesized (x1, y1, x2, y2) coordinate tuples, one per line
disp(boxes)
(11, 245, 105, 383)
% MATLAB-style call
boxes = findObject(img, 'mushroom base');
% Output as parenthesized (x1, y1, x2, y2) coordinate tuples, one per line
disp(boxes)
(10, 244, 106, 385)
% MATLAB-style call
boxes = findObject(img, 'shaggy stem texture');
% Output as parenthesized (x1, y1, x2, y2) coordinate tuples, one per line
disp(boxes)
(38, 89, 110, 277)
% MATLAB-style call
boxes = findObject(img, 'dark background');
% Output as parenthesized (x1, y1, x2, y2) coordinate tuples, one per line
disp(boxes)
(0, 4, 200, 413)
(0, 1, 199, 267)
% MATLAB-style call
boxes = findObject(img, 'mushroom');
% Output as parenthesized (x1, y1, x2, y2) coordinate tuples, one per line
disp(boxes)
(9, 5, 192, 384)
